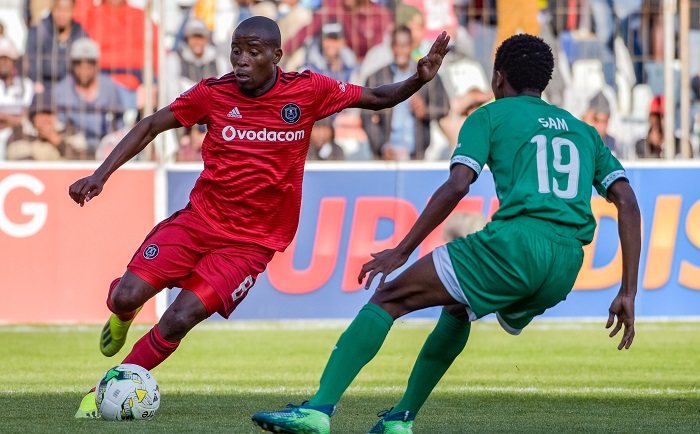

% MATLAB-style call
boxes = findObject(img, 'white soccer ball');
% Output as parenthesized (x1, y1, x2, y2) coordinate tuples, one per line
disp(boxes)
(95, 364, 160, 421)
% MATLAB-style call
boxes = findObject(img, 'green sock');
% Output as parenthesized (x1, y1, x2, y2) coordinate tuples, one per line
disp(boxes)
(309, 303, 394, 406)
(392, 308, 471, 415)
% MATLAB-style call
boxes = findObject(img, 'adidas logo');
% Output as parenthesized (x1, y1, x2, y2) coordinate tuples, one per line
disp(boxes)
(227, 107, 242, 118)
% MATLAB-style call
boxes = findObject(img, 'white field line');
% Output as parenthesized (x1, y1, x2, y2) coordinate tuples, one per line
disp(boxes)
(2, 385, 699, 396)
(3, 318, 700, 333)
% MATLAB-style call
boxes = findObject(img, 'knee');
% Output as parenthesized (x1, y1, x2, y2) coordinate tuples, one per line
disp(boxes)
(158, 307, 205, 341)
(369, 285, 406, 320)
(110, 281, 145, 313)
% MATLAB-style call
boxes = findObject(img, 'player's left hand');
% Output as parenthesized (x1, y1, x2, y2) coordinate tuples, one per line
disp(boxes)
(416, 31, 450, 84)
(606, 293, 636, 350)
(358, 248, 410, 291)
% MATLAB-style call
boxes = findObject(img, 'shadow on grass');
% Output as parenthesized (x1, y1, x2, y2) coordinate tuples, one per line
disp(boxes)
(7, 391, 700, 433)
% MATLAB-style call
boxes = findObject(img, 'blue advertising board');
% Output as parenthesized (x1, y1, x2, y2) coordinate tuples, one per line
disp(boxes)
(166, 163, 700, 320)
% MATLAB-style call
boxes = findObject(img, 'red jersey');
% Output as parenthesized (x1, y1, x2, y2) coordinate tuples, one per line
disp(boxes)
(169, 68, 362, 251)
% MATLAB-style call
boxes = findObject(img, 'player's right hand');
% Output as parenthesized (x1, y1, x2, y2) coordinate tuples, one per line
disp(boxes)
(69, 175, 105, 207)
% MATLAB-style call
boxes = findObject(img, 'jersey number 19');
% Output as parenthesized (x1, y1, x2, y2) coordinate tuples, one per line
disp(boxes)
(531, 134, 580, 199)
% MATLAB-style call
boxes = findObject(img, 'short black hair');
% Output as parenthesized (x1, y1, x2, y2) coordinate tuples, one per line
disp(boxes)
(494, 34, 554, 94)
(235, 16, 281, 48)
(391, 25, 412, 46)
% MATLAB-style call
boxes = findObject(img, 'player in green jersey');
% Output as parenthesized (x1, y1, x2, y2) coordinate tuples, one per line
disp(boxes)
(252, 34, 641, 434)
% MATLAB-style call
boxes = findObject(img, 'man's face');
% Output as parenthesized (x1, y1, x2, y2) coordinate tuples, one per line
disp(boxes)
(33, 112, 58, 139)
(72, 59, 97, 86)
(406, 15, 425, 50)
(230, 33, 281, 95)
(187, 35, 208, 57)
(321, 37, 344, 61)
(310, 124, 332, 147)
(583, 111, 610, 138)
(0, 56, 14, 78)
(52, 0, 74, 29)
(392, 31, 412, 69)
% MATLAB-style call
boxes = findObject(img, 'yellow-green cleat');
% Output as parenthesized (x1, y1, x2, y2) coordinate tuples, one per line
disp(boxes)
(74, 391, 98, 419)
(99, 306, 142, 357)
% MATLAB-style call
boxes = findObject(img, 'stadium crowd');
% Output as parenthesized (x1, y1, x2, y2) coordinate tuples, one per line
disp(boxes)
(0, 0, 698, 161)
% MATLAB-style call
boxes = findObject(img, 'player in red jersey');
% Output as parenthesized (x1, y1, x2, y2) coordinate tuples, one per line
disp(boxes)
(70, 16, 451, 418)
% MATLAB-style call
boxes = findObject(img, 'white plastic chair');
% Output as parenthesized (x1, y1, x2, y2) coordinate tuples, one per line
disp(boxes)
(571, 59, 606, 91)
(631, 84, 653, 120)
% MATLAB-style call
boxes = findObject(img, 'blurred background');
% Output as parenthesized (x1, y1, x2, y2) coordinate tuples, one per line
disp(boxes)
(0, 0, 697, 162)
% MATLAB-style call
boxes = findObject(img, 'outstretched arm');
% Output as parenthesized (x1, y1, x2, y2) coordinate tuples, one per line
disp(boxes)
(605, 179, 641, 350)
(68, 106, 182, 206)
(351, 32, 450, 111)
(359, 164, 474, 289)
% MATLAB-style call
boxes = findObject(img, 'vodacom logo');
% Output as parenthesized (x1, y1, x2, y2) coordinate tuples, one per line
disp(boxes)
(222, 126, 305, 142)
(0, 174, 47, 238)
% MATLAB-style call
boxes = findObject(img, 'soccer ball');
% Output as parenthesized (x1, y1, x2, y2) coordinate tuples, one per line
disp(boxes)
(95, 364, 160, 421)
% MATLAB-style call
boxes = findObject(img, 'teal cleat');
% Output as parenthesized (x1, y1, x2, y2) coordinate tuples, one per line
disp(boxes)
(367, 409, 416, 434)
(74, 391, 98, 419)
(252, 402, 335, 434)
(99, 306, 142, 357)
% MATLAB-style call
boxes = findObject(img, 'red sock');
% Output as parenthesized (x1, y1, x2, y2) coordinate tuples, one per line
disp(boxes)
(106, 278, 137, 321)
(121, 324, 179, 371)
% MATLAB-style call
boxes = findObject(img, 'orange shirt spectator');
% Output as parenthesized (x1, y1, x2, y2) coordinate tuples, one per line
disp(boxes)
(81, 0, 158, 91)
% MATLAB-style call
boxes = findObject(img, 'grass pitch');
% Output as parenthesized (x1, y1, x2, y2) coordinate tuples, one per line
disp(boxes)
(2, 319, 699, 433)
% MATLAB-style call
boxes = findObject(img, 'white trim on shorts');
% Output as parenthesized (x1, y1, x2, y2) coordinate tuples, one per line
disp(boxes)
(496, 312, 523, 335)
(432, 245, 477, 322)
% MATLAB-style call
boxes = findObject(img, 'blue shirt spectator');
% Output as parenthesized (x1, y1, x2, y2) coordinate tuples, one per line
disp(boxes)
(301, 22, 357, 84)
(53, 38, 124, 157)
(25, 0, 87, 93)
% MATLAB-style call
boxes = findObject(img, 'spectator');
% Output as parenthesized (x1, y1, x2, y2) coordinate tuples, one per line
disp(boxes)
(166, 18, 227, 103)
(617, 0, 643, 84)
(53, 37, 125, 158)
(81, 0, 158, 109)
(494, 0, 540, 56)
(0, 37, 34, 160)
(582, 92, 617, 155)
(399, 3, 428, 61)
(25, 0, 87, 94)
(307, 117, 345, 161)
(283, 0, 393, 62)
(25, 0, 52, 26)
(635, 95, 687, 159)
(277, 0, 313, 44)
(6, 91, 88, 160)
(439, 87, 493, 147)
(358, 4, 426, 85)
(276, 0, 313, 69)
(442, 211, 488, 242)
(403, 0, 458, 53)
(192, 0, 279, 54)
(588, 0, 616, 87)
(302, 22, 357, 84)
(361, 27, 450, 160)
(177, 125, 206, 162)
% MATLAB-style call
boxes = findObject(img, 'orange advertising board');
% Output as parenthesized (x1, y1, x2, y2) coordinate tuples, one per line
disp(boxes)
(0, 166, 157, 323)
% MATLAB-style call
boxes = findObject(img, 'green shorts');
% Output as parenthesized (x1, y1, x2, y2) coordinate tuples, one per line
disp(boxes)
(432, 215, 584, 335)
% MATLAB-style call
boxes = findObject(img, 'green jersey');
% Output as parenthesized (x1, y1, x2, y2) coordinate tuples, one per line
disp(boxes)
(453, 95, 626, 245)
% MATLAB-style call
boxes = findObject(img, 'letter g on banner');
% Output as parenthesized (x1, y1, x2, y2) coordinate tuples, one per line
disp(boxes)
(0, 174, 48, 238)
